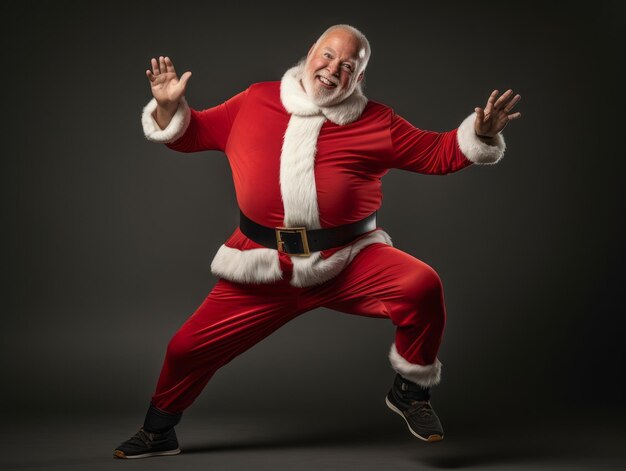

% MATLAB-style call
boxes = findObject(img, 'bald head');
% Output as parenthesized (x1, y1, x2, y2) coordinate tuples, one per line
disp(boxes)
(314, 24, 371, 75)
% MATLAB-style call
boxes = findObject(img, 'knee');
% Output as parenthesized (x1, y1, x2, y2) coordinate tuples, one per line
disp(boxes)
(399, 264, 446, 327)
(165, 330, 195, 363)
(407, 263, 444, 305)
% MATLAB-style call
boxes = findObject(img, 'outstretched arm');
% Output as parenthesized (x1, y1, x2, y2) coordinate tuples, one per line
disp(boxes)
(386, 84, 521, 173)
(140, 55, 249, 152)
(387, 111, 475, 175)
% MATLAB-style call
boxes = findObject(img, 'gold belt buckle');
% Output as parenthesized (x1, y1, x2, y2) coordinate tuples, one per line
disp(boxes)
(275, 226, 311, 257)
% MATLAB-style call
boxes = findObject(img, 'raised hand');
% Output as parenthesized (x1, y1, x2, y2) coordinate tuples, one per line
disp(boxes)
(474, 89, 521, 139)
(145, 56, 192, 110)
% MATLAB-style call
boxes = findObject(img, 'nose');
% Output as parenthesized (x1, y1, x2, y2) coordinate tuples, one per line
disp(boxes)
(326, 60, 340, 77)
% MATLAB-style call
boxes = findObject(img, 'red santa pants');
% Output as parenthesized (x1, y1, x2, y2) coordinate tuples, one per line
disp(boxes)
(151, 242, 447, 414)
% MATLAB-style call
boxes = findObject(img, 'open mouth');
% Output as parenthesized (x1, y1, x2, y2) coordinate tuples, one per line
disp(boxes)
(317, 75, 337, 88)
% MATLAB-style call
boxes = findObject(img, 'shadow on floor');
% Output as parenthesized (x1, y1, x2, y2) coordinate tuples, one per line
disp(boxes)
(182, 424, 400, 454)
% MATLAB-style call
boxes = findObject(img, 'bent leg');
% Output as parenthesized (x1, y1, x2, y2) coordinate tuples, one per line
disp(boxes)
(151, 278, 304, 413)
(312, 243, 446, 387)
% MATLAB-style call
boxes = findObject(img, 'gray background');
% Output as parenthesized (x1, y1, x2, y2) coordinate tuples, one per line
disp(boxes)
(2, 0, 624, 469)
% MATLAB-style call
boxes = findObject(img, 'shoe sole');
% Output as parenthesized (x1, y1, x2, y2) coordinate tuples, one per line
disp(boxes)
(113, 448, 181, 459)
(385, 396, 444, 442)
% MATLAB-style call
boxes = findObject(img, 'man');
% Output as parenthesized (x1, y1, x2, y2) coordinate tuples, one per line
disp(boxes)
(114, 24, 521, 459)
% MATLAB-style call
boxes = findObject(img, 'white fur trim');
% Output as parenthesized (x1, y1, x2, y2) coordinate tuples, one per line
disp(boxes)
(280, 114, 326, 227)
(289, 229, 393, 287)
(280, 62, 368, 125)
(208, 229, 393, 287)
(278, 76, 391, 287)
(142, 97, 191, 143)
(456, 112, 506, 165)
(280, 65, 320, 118)
(210, 245, 283, 284)
(389, 343, 442, 387)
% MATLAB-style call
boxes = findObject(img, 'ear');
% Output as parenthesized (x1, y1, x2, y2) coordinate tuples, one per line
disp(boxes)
(307, 43, 316, 57)
(357, 71, 365, 83)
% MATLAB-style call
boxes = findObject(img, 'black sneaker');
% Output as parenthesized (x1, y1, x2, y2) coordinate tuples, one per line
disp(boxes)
(385, 373, 444, 442)
(113, 427, 181, 459)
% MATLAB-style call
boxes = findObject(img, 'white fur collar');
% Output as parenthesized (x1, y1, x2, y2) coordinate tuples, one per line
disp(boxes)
(280, 62, 368, 125)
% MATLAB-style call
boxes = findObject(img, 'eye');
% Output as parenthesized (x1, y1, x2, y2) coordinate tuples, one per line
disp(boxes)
(323, 52, 332, 59)
(342, 63, 353, 71)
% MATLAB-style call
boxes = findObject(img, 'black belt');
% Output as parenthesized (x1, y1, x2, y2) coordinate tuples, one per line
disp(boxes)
(239, 209, 377, 257)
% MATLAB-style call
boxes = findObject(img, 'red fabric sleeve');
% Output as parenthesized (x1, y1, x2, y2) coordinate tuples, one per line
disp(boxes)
(165, 87, 250, 153)
(388, 111, 473, 175)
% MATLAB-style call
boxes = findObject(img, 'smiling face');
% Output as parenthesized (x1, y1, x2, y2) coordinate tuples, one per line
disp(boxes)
(301, 28, 366, 107)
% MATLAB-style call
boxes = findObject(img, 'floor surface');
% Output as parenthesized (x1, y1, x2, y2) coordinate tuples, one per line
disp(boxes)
(2, 409, 624, 470)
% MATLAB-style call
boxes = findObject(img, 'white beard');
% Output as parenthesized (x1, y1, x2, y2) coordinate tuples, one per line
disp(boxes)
(301, 70, 359, 107)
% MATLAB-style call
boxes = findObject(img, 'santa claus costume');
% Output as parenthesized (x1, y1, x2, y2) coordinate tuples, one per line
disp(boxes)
(139, 61, 506, 415)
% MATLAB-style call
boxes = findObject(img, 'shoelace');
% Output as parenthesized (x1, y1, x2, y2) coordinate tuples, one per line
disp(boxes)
(134, 428, 155, 447)
(406, 401, 434, 419)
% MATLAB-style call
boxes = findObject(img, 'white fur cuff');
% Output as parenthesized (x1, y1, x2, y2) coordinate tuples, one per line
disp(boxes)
(141, 97, 191, 143)
(456, 112, 506, 165)
(389, 343, 442, 387)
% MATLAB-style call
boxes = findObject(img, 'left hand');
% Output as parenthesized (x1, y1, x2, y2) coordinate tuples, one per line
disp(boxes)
(474, 89, 522, 138)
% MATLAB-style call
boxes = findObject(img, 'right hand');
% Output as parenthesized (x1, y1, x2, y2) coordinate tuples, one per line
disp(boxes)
(145, 56, 192, 110)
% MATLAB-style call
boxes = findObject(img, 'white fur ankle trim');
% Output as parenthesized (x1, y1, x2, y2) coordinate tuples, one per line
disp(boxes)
(141, 97, 191, 143)
(389, 343, 442, 387)
(456, 112, 506, 165)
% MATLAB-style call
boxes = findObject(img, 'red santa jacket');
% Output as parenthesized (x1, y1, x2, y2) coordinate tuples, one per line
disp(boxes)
(141, 62, 506, 287)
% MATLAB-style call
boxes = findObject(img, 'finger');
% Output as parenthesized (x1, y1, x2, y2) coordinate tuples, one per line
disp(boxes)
(484, 90, 499, 116)
(494, 89, 514, 109)
(165, 57, 176, 76)
(159, 56, 167, 74)
(503, 94, 521, 113)
(179, 71, 192, 89)
(146, 69, 155, 82)
(507, 112, 522, 120)
(474, 107, 489, 136)
(151, 58, 160, 76)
